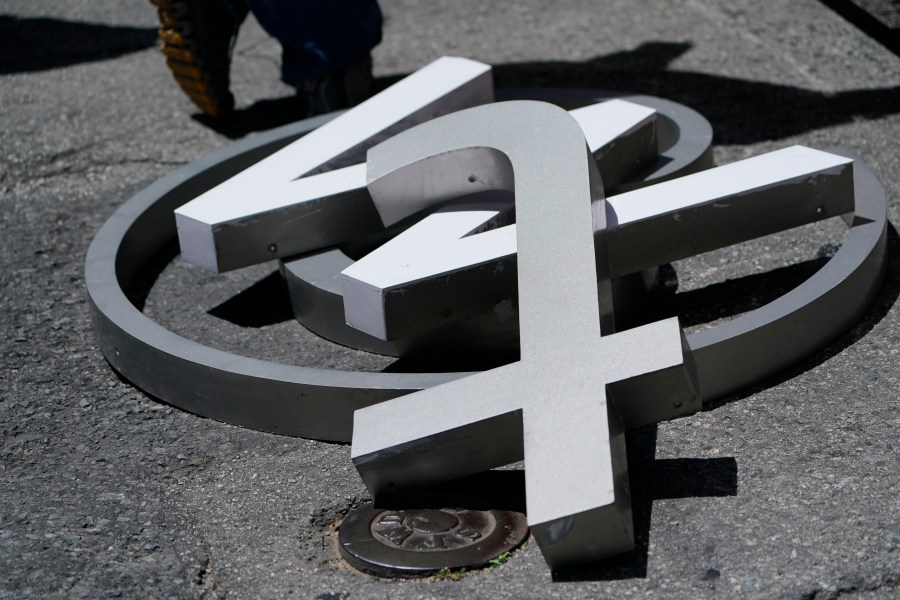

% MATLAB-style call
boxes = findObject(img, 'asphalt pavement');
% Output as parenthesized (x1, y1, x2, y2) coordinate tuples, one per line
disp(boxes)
(2, 1, 899, 598)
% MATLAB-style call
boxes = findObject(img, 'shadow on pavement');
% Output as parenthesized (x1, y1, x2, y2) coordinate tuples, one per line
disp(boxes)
(491, 41, 900, 145)
(125, 239, 179, 312)
(206, 270, 295, 327)
(192, 95, 312, 138)
(6, 18, 896, 145)
(702, 224, 900, 412)
(554, 425, 737, 581)
(369, 434, 736, 582)
(817, 0, 900, 56)
(668, 257, 831, 329)
(0, 15, 158, 74)
(193, 41, 900, 143)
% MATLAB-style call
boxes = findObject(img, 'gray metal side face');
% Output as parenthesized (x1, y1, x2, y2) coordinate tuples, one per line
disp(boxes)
(350, 101, 698, 569)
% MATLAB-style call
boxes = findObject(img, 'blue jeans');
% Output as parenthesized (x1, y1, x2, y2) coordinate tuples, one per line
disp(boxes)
(244, 0, 382, 84)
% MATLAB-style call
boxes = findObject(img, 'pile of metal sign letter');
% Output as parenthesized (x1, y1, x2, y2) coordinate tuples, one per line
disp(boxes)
(85, 56, 888, 571)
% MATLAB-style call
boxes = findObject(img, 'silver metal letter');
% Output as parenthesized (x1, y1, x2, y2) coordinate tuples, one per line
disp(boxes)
(350, 101, 698, 570)
(343, 145, 853, 342)
(174, 56, 493, 272)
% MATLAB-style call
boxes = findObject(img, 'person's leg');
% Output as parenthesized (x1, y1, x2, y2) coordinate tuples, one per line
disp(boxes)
(150, 0, 248, 117)
(246, 0, 383, 113)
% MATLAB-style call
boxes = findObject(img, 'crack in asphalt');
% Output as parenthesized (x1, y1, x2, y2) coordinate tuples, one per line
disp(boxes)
(185, 515, 228, 600)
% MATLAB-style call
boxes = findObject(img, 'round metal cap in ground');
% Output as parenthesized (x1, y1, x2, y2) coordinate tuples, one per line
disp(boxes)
(338, 503, 528, 577)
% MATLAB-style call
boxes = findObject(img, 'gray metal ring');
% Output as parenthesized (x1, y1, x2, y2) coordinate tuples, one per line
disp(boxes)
(85, 98, 887, 442)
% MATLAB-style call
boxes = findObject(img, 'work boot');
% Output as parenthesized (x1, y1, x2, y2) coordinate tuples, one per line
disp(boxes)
(303, 55, 374, 116)
(150, 0, 246, 118)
